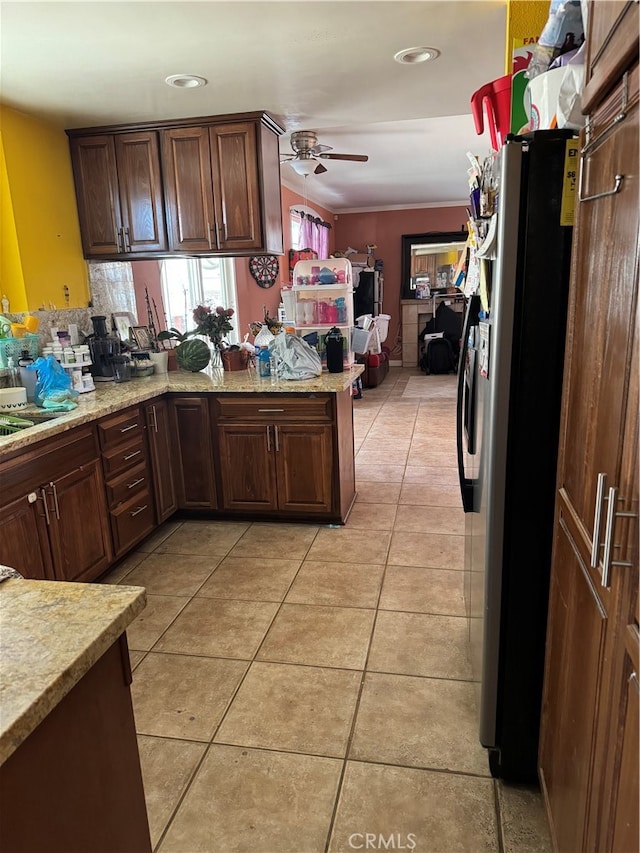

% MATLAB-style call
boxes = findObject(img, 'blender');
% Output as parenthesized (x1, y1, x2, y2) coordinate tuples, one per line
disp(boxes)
(87, 315, 122, 381)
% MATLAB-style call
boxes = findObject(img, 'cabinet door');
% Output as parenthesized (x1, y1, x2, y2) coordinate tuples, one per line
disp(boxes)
(69, 135, 122, 256)
(161, 127, 216, 252)
(46, 461, 113, 583)
(217, 423, 278, 512)
(114, 131, 167, 252)
(209, 122, 262, 252)
(169, 397, 217, 508)
(0, 493, 52, 580)
(145, 399, 178, 522)
(274, 423, 333, 514)
(559, 72, 638, 559)
(539, 509, 608, 853)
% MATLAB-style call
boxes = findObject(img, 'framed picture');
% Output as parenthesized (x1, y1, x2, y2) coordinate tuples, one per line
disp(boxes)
(130, 326, 153, 351)
(112, 312, 137, 342)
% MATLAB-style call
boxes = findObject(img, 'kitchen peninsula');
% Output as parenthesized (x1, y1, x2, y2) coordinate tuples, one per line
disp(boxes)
(0, 579, 150, 852)
(0, 366, 363, 583)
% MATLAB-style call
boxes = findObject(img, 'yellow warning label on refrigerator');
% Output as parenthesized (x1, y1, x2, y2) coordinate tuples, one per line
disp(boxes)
(560, 139, 579, 226)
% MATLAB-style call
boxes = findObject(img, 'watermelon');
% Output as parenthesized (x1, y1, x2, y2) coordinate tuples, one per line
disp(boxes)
(176, 338, 211, 372)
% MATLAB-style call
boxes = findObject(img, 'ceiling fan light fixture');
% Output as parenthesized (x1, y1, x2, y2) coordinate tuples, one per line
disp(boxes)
(289, 158, 318, 177)
(164, 74, 208, 89)
(394, 46, 440, 65)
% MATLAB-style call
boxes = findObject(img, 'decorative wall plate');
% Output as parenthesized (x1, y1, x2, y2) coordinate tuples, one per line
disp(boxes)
(249, 256, 279, 288)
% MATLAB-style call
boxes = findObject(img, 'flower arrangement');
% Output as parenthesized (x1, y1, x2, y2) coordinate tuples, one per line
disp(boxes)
(192, 305, 234, 350)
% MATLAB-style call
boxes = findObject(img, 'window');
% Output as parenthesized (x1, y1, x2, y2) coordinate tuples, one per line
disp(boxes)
(289, 205, 330, 258)
(160, 257, 238, 344)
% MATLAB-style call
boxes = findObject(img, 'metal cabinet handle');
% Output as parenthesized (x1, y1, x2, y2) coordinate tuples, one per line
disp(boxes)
(123, 449, 142, 462)
(591, 473, 607, 567)
(120, 423, 138, 433)
(258, 408, 284, 413)
(578, 166, 624, 204)
(40, 488, 51, 526)
(150, 405, 158, 433)
(129, 505, 148, 518)
(274, 424, 280, 451)
(50, 482, 60, 520)
(127, 477, 145, 490)
(601, 485, 636, 588)
(266, 424, 271, 452)
(206, 221, 213, 250)
(214, 221, 221, 249)
(116, 229, 123, 253)
(123, 227, 131, 251)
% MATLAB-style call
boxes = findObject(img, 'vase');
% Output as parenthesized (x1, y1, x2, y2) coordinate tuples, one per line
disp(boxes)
(209, 344, 223, 370)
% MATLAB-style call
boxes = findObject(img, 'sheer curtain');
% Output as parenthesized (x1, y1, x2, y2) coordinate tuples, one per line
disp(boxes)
(297, 212, 331, 258)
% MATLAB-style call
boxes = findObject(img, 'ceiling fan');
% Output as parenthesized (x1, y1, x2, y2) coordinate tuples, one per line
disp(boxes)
(281, 130, 368, 176)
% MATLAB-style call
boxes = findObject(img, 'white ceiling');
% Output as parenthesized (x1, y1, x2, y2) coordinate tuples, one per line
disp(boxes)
(0, 1, 506, 211)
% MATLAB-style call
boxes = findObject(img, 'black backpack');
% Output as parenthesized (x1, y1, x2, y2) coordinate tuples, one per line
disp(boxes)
(421, 337, 457, 375)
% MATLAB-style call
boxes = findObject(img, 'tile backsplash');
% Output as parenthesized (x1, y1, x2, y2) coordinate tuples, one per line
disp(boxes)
(4, 261, 137, 348)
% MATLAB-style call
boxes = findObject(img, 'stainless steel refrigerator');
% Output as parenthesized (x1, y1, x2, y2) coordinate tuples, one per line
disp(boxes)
(456, 130, 576, 782)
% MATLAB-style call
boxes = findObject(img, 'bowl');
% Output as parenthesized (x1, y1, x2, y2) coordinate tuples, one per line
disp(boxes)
(0, 387, 28, 412)
(131, 361, 155, 378)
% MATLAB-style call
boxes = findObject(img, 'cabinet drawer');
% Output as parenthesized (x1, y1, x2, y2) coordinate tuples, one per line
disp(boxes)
(98, 408, 144, 450)
(110, 489, 155, 557)
(214, 395, 332, 422)
(105, 462, 149, 508)
(102, 438, 146, 479)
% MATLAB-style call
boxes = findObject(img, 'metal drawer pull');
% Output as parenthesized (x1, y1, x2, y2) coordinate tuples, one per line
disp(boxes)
(591, 473, 607, 567)
(119, 423, 138, 433)
(601, 486, 635, 588)
(266, 424, 271, 451)
(129, 505, 148, 518)
(40, 488, 51, 526)
(274, 424, 280, 451)
(127, 477, 145, 490)
(258, 408, 284, 413)
(123, 450, 142, 462)
(51, 482, 60, 520)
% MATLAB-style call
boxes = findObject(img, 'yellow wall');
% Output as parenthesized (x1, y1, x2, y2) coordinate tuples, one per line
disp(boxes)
(0, 105, 88, 312)
(505, 0, 550, 72)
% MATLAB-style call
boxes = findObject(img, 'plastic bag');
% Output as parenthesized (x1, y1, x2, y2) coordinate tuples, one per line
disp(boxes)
(270, 333, 322, 381)
(29, 355, 79, 409)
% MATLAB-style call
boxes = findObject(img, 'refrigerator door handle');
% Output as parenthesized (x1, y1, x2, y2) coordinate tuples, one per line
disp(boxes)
(457, 294, 480, 513)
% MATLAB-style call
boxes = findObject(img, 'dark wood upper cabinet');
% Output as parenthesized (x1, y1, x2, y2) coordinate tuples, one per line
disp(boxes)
(70, 131, 167, 258)
(68, 111, 284, 259)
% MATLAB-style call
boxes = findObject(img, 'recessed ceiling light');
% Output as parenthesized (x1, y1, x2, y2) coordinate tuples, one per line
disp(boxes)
(165, 74, 208, 89)
(394, 47, 440, 65)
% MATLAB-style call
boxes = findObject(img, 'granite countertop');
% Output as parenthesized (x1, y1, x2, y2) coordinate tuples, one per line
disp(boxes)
(0, 364, 364, 457)
(0, 579, 146, 765)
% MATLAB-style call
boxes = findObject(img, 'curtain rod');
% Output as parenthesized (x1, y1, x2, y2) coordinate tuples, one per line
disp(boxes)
(293, 209, 332, 229)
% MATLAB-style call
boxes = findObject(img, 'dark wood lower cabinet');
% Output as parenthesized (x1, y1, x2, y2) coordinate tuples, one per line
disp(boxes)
(169, 395, 217, 509)
(218, 422, 278, 512)
(46, 460, 113, 582)
(0, 634, 151, 853)
(145, 398, 178, 522)
(0, 493, 53, 580)
(275, 423, 333, 514)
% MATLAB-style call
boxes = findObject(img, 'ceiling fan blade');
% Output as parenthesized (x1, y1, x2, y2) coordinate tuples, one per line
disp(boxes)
(310, 143, 333, 155)
(318, 153, 369, 162)
(314, 162, 328, 175)
(279, 154, 294, 162)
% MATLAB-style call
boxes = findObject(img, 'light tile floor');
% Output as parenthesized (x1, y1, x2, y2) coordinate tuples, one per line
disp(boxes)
(103, 367, 552, 853)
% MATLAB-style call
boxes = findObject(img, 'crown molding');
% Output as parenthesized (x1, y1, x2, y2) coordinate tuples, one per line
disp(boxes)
(335, 200, 469, 215)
